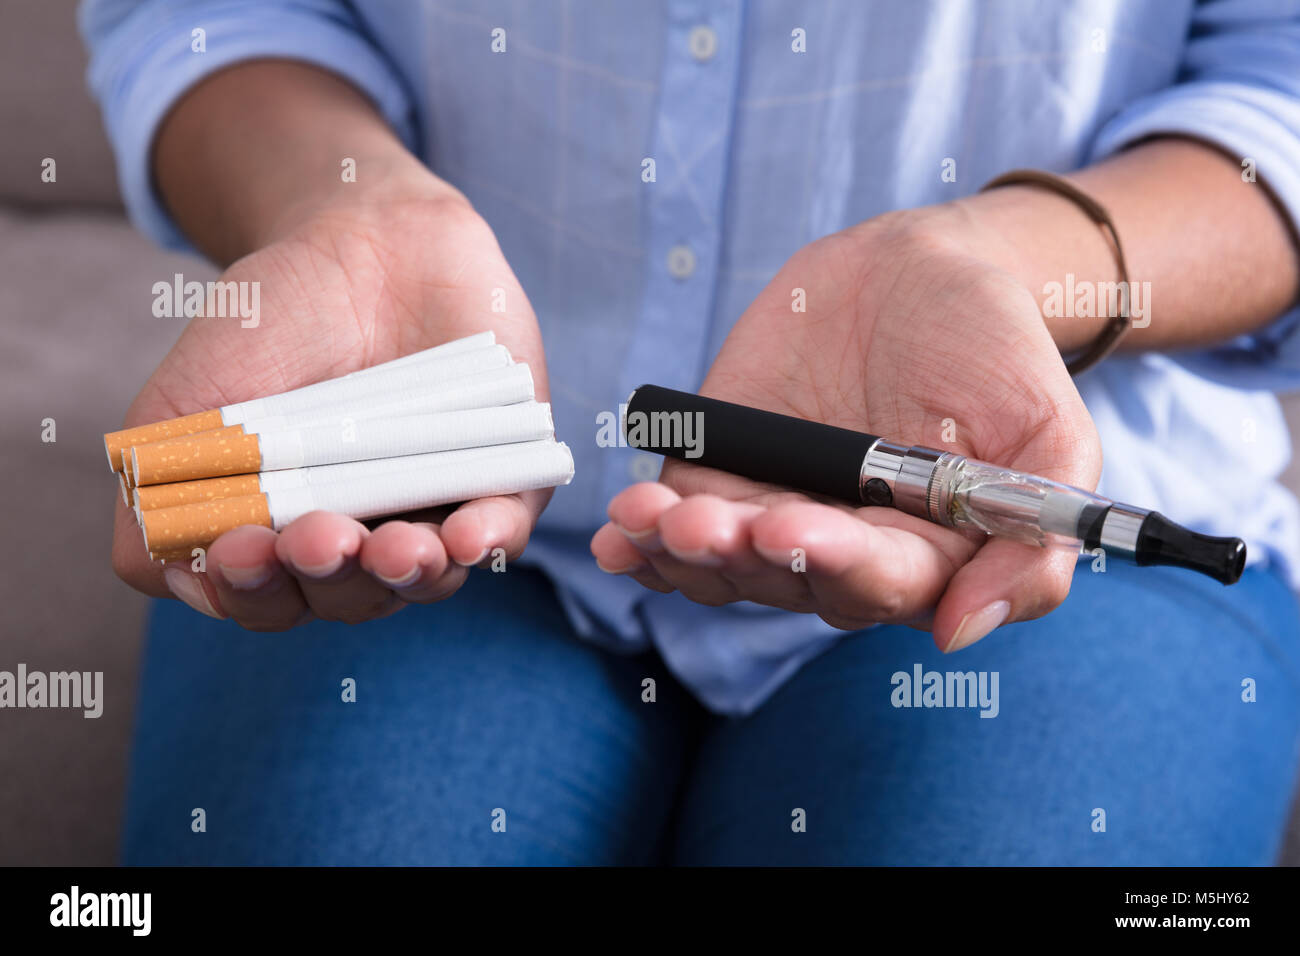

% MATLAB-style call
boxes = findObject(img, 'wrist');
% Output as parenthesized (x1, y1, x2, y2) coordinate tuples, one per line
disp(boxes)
(154, 60, 468, 263)
(946, 185, 1119, 353)
(257, 155, 469, 248)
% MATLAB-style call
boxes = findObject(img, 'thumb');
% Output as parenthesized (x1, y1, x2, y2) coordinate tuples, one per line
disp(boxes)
(930, 538, 1081, 652)
(930, 387, 1101, 653)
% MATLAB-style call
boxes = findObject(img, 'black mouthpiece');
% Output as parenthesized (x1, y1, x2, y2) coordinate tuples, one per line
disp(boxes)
(1135, 511, 1247, 585)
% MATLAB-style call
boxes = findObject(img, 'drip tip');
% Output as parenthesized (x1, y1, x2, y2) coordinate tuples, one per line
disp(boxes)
(1135, 511, 1246, 585)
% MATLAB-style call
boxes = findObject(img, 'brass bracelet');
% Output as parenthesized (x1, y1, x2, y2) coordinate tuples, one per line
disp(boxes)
(980, 168, 1132, 376)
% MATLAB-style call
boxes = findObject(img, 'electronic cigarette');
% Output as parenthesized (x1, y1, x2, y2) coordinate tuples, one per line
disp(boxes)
(624, 385, 1246, 585)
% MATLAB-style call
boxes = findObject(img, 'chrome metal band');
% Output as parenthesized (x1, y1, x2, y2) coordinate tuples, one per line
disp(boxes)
(896, 446, 944, 518)
(860, 439, 908, 491)
(860, 441, 961, 524)
(1098, 504, 1149, 558)
(925, 452, 965, 526)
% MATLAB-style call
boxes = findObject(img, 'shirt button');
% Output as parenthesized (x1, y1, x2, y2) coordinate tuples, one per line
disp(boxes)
(630, 453, 662, 482)
(688, 25, 718, 62)
(667, 244, 696, 279)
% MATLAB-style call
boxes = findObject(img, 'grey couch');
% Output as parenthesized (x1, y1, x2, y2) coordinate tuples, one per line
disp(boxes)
(2, 0, 1297, 865)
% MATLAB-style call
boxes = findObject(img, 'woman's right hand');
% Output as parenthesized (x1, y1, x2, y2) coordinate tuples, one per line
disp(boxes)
(113, 169, 552, 631)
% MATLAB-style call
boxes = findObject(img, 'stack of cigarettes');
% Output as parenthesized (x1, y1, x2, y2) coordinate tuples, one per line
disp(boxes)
(102, 332, 574, 563)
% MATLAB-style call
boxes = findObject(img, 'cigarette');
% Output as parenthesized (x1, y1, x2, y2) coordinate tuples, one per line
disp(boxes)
(134, 439, 557, 513)
(102, 334, 504, 472)
(123, 362, 535, 477)
(131, 401, 555, 486)
(239, 363, 534, 434)
(373, 330, 495, 370)
(223, 345, 514, 424)
(141, 493, 273, 553)
(111, 346, 509, 472)
(135, 473, 263, 512)
(141, 440, 574, 553)
(105, 409, 226, 472)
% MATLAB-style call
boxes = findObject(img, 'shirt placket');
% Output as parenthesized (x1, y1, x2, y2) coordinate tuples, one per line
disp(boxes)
(611, 0, 744, 497)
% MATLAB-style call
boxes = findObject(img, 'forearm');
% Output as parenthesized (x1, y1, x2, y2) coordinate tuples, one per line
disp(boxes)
(957, 138, 1300, 352)
(152, 60, 459, 265)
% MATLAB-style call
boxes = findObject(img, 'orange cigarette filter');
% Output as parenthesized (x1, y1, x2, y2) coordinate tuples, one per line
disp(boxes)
(135, 473, 262, 511)
(142, 493, 273, 553)
(104, 409, 225, 474)
(119, 425, 225, 473)
(132, 426, 262, 486)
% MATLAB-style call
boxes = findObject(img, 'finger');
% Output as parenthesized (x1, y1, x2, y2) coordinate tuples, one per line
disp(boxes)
(656, 494, 764, 567)
(625, 566, 678, 594)
(276, 511, 403, 624)
(606, 481, 683, 553)
(207, 525, 310, 631)
(608, 485, 814, 609)
(439, 491, 541, 567)
(112, 494, 231, 618)
(591, 521, 649, 573)
(619, 496, 747, 608)
(932, 538, 1079, 653)
(360, 520, 468, 604)
(158, 565, 226, 621)
(591, 521, 676, 593)
(111, 495, 170, 598)
(658, 457, 782, 502)
(608, 485, 744, 605)
(654, 494, 818, 611)
(928, 382, 1099, 653)
(750, 502, 973, 629)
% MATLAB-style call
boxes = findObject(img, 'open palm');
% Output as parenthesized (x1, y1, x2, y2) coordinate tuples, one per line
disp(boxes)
(114, 188, 551, 630)
(593, 211, 1101, 652)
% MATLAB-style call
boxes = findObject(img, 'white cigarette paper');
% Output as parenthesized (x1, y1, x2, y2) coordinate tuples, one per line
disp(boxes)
(216, 344, 512, 427)
(265, 441, 575, 526)
(239, 364, 534, 434)
(131, 440, 559, 526)
(103, 332, 500, 471)
(367, 331, 495, 371)
(250, 401, 554, 472)
(255, 438, 558, 492)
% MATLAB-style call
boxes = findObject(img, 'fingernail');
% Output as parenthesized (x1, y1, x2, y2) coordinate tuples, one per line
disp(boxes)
(663, 543, 724, 567)
(218, 563, 272, 591)
(596, 558, 646, 575)
(615, 523, 664, 553)
(376, 565, 423, 588)
(454, 546, 490, 568)
(944, 600, 1011, 653)
(291, 554, 345, 579)
(753, 543, 793, 565)
(164, 568, 224, 620)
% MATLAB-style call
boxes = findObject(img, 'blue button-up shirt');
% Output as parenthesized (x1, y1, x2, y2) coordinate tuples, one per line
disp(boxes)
(83, 0, 1300, 714)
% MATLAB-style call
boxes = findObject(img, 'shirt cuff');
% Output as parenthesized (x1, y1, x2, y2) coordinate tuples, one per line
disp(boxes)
(84, 1, 417, 251)
(1087, 84, 1300, 390)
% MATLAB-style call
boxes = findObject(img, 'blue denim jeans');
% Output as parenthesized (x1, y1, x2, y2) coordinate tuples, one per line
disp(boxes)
(123, 559, 1300, 864)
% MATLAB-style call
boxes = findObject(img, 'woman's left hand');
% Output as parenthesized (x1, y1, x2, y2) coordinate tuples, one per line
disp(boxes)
(592, 202, 1102, 652)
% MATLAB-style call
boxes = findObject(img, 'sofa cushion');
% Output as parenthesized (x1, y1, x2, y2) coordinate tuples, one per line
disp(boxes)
(0, 0, 121, 208)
